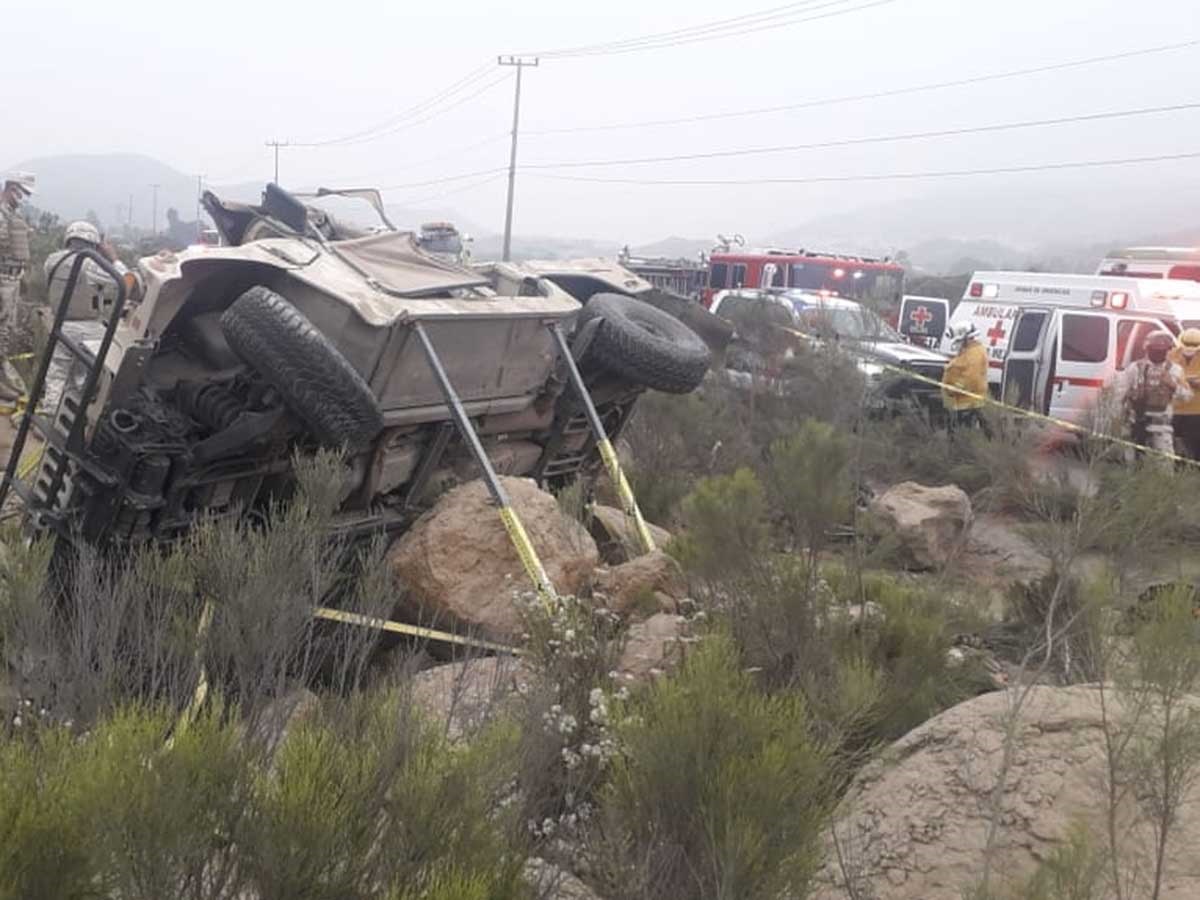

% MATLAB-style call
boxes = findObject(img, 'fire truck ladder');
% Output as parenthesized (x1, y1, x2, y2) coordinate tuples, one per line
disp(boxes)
(0, 249, 129, 526)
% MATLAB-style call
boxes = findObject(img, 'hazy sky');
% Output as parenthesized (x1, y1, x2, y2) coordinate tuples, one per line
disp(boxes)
(6, 0, 1200, 245)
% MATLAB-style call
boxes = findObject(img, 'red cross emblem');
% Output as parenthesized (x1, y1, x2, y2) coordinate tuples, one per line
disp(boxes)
(909, 305, 933, 333)
(987, 320, 1006, 347)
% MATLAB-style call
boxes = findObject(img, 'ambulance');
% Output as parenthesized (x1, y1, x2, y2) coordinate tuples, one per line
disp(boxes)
(934, 272, 1200, 424)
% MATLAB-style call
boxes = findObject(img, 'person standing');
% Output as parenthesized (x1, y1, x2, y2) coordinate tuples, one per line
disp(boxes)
(0, 172, 36, 401)
(941, 321, 991, 434)
(1115, 331, 1191, 468)
(1168, 328, 1200, 459)
(40, 221, 127, 412)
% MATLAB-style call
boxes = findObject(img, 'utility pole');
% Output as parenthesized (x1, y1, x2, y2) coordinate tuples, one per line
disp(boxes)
(265, 140, 289, 184)
(150, 183, 160, 235)
(498, 55, 538, 262)
(127, 193, 133, 229)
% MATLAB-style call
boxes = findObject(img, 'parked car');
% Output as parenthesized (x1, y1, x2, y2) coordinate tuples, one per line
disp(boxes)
(710, 288, 948, 411)
(9, 184, 710, 549)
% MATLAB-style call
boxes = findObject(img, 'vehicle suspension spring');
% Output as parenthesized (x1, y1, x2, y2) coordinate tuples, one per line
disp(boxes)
(186, 383, 242, 431)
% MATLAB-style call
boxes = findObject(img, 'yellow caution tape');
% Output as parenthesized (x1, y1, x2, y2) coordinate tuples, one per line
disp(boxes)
(596, 437, 656, 554)
(314, 607, 520, 655)
(168, 602, 519, 745)
(497, 504, 558, 611)
(168, 600, 215, 747)
(877, 359, 1199, 468)
(768, 322, 1199, 467)
(16, 445, 42, 480)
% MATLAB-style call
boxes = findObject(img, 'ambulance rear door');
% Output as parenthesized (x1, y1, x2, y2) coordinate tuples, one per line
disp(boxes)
(1000, 307, 1053, 410)
(1048, 311, 1114, 425)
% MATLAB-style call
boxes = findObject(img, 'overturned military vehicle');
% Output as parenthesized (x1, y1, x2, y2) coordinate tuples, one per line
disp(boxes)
(2, 184, 710, 547)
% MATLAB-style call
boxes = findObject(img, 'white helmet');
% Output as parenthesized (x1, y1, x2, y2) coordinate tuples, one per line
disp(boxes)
(64, 220, 102, 247)
(945, 321, 978, 351)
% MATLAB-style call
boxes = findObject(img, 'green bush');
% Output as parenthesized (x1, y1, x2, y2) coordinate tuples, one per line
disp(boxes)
(0, 705, 249, 900)
(595, 635, 832, 900)
(767, 421, 853, 563)
(827, 567, 979, 743)
(245, 689, 524, 900)
(0, 692, 526, 900)
(672, 467, 769, 581)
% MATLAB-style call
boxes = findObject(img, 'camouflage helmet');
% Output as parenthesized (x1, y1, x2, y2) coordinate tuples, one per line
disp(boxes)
(2, 171, 36, 195)
(64, 220, 102, 247)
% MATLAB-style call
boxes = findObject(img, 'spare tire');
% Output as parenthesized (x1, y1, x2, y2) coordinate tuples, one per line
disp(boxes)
(578, 293, 711, 394)
(220, 286, 384, 450)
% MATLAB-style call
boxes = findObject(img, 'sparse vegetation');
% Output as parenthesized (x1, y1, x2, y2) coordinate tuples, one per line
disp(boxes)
(4, 329, 1200, 900)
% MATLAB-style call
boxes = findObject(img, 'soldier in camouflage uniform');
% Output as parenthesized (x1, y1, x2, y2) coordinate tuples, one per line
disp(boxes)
(0, 172, 35, 401)
(1115, 331, 1192, 469)
(40, 221, 126, 412)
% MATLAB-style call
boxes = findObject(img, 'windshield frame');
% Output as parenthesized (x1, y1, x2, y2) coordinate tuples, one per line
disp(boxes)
(792, 301, 903, 343)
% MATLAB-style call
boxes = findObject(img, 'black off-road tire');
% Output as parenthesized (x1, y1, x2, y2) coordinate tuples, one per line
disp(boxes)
(220, 286, 384, 450)
(578, 293, 711, 394)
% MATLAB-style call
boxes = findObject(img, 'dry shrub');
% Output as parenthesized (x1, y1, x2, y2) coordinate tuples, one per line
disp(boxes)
(0, 451, 400, 734)
(517, 593, 624, 851)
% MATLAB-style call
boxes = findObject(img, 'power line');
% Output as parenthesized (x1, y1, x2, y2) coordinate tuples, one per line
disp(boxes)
(376, 167, 509, 191)
(401, 172, 509, 208)
(523, 101, 1200, 169)
(296, 71, 513, 149)
(293, 62, 495, 147)
(527, 0, 848, 57)
(524, 150, 1200, 186)
(526, 38, 1200, 134)
(528, 0, 899, 58)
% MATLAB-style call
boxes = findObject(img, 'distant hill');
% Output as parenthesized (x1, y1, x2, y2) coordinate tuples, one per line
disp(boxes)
(5, 152, 492, 238)
(7, 153, 233, 231)
(630, 236, 712, 260)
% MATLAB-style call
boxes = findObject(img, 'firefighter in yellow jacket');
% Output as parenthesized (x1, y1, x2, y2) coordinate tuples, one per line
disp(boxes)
(1168, 328, 1200, 459)
(941, 321, 991, 434)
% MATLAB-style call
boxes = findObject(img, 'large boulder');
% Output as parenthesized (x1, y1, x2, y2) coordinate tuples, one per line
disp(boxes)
(593, 550, 687, 619)
(410, 656, 530, 741)
(811, 686, 1200, 900)
(616, 613, 690, 682)
(869, 481, 972, 569)
(589, 504, 673, 564)
(389, 477, 599, 641)
(523, 858, 604, 900)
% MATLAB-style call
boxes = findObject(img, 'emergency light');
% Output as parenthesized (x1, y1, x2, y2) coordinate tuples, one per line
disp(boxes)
(969, 283, 983, 297)
(1109, 291, 1129, 309)
(1091, 291, 1107, 307)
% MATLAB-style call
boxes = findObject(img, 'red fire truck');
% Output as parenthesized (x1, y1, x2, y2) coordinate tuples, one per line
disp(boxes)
(702, 248, 906, 314)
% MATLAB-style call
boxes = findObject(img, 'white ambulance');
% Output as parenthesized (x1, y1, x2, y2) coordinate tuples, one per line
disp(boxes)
(936, 273, 1200, 425)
